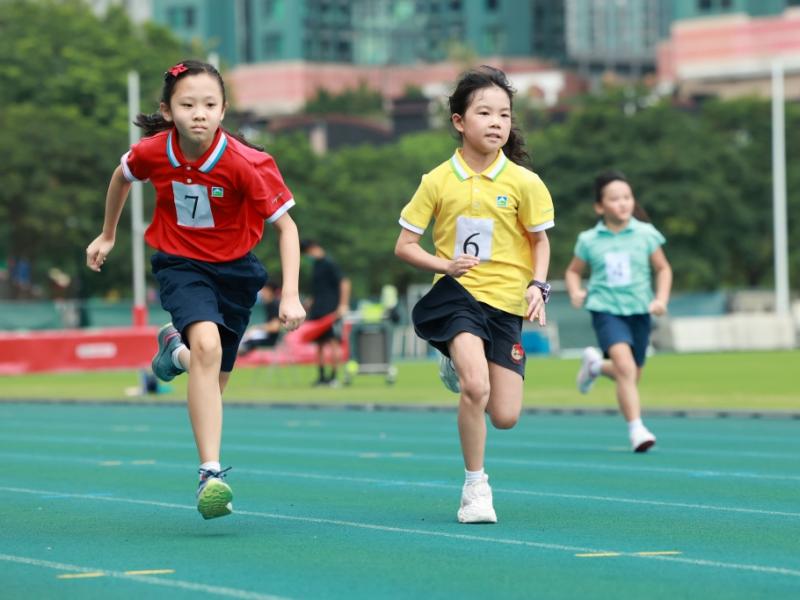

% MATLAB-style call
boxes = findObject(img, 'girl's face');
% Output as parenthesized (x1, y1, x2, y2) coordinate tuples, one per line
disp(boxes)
(596, 180, 635, 225)
(452, 85, 511, 156)
(160, 73, 226, 152)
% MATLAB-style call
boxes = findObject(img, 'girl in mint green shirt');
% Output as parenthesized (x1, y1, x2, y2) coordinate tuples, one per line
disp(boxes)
(565, 171, 672, 452)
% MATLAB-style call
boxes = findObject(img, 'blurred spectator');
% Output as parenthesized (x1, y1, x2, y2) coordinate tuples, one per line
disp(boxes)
(301, 239, 351, 386)
(238, 281, 282, 355)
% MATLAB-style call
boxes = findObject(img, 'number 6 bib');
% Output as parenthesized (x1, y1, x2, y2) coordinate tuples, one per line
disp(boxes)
(454, 216, 494, 261)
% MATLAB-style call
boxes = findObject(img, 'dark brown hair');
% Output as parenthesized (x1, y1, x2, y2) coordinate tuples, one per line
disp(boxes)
(448, 65, 530, 167)
(594, 170, 650, 222)
(135, 59, 262, 150)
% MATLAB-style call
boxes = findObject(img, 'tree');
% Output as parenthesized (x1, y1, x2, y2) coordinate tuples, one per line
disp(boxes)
(0, 0, 185, 298)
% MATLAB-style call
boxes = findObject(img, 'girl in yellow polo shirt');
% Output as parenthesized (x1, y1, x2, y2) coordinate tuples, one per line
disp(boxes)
(395, 65, 555, 524)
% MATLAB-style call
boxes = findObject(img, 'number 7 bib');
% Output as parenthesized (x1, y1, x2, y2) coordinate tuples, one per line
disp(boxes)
(454, 216, 494, 261)
(172, 181, 215, 228)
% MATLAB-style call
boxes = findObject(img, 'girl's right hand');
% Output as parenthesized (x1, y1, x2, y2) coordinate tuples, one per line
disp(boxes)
(569, 289, 587, 309)
(86, 235, 115, 272)
(446, 254, 480, 278)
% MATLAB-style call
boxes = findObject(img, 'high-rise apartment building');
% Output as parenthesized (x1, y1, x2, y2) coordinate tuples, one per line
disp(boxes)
(149, 0, 568, 68)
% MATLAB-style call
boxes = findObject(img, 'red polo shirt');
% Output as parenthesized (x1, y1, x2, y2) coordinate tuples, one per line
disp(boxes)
(121, 127, 294, 262)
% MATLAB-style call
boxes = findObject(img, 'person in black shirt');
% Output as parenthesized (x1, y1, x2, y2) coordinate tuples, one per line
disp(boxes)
(238, 282, 282, 355)
(301, 239, 351, 386)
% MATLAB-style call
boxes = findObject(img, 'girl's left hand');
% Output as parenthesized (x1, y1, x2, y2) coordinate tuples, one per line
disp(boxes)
(525, 286, 547, 326)
(280, 297, 307, 331)
(649, 299, 667, 316)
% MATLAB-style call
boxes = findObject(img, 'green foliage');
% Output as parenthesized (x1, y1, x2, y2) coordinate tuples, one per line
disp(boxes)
(304, 82, 384, 117)
(0, 2, 796, 303)
(0, 0, 185, 297)
(531, 87, 799, 291)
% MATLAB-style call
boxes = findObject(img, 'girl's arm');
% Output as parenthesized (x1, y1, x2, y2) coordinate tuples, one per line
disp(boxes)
(86, 165, 131, 271)
(271, 213, 306, 330)
(394, 228, 479, 277)
(564, 256, 587, 309)
(649, 247, 672, 316)
(526, 231, 550, 325)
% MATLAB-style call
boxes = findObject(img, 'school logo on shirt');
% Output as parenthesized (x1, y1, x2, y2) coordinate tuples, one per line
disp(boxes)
(510, 343, 524, 364)
(211, 187, 224, 198)
(496, 195, 508, 208)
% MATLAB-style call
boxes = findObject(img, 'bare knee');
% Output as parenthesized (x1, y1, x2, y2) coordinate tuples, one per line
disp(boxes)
(191, 334, 222, 366)
(460, 373, 490, 408)
(489, 410, 519, 430)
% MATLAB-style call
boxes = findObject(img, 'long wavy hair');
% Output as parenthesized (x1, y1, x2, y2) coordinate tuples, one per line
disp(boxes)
(134, 59, 263, 150)
(448, 65, 530, 167)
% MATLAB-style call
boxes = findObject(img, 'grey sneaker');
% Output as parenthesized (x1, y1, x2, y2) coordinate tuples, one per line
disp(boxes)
(151, 323, 185, 382)
(438, 354, 460, 394)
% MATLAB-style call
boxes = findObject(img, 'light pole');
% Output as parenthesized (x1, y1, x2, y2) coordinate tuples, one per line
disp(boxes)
(771, 60, 790, 316)
(128, 71, 147, 326)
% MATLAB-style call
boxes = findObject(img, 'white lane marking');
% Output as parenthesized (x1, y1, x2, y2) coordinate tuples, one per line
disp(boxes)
(2, 452, 799, 519)
(4, 419, 800, 459)
(1, 433, 799, 482)
(3, 487, 800, 579)
(0, 554, 290, 600)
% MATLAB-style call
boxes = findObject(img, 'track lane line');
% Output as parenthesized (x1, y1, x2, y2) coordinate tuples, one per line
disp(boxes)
(0, 553, 290, 600)
(3, 486, 800, 579)
(3, 452, 799, 518)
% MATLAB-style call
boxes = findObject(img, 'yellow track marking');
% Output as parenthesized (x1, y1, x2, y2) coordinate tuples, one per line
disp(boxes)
(575, 552, 621, 558)
(57, 572, 105, 579)
(125, 569, 175, 575)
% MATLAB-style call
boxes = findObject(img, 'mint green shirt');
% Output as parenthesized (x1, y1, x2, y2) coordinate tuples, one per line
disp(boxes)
(574, 218, 666, 316)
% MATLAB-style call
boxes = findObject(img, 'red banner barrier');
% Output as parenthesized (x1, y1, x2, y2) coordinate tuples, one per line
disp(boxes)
(0, 327, 158, 374)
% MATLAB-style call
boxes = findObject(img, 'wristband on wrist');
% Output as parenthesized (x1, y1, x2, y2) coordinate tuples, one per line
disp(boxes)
(527, 280, 551, 304)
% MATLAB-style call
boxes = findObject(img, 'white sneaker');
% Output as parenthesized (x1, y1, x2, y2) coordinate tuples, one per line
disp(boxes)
(457, 475, 498, 524)
(576, 346, 602, 394)
(630, 426, 656, 453)
(438, 354, 460, 394)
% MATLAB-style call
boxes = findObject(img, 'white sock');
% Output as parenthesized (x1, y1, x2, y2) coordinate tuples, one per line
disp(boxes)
(199, 461, 221, 477)
(628, 418, 644, 434)
(172, 344, 187, 370)
(465, 468, 485, 484)
(589, 360, 602, 377)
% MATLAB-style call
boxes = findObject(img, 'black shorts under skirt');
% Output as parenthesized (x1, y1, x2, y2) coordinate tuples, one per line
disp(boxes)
(412, 276, 525, 377)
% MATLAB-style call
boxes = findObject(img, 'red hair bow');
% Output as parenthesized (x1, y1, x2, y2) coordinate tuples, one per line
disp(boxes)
(167, 63, 188, 77)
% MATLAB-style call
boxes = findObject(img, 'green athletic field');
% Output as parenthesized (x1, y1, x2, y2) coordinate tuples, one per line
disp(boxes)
(1, 401, 798, 599)
(1, 351, 799, 411)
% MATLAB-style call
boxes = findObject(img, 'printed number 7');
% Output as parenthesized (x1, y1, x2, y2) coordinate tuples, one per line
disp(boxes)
(186, 195, 199, 219)
(463, 232, 480, 257)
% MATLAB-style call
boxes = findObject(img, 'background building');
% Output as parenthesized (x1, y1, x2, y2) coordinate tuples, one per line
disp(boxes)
(148, 0, 569, 67)
(659, 2, 800, 100)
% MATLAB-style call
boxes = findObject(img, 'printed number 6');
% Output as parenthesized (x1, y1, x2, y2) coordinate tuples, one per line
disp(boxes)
(463, 232, 480, 257)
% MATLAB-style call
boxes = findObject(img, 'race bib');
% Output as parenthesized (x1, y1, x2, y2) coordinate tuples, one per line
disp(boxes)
(172, 181, 215, 228)
(454, 216, 494, 261)
(604, 251, 632, 287)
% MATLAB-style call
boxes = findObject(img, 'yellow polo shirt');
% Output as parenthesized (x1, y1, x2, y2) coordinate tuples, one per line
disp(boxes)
(399, 149, 554, 316)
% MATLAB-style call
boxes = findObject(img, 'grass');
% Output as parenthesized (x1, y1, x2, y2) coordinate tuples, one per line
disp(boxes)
(1, 350, 798, 411)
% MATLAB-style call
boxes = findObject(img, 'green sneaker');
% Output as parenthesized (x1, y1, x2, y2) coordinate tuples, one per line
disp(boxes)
(197, 467, 233, 520)
(151, 323, 185, 382)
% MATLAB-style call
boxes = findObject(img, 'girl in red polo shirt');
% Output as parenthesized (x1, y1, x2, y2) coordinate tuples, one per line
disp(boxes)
(86, 60, 306, 519)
